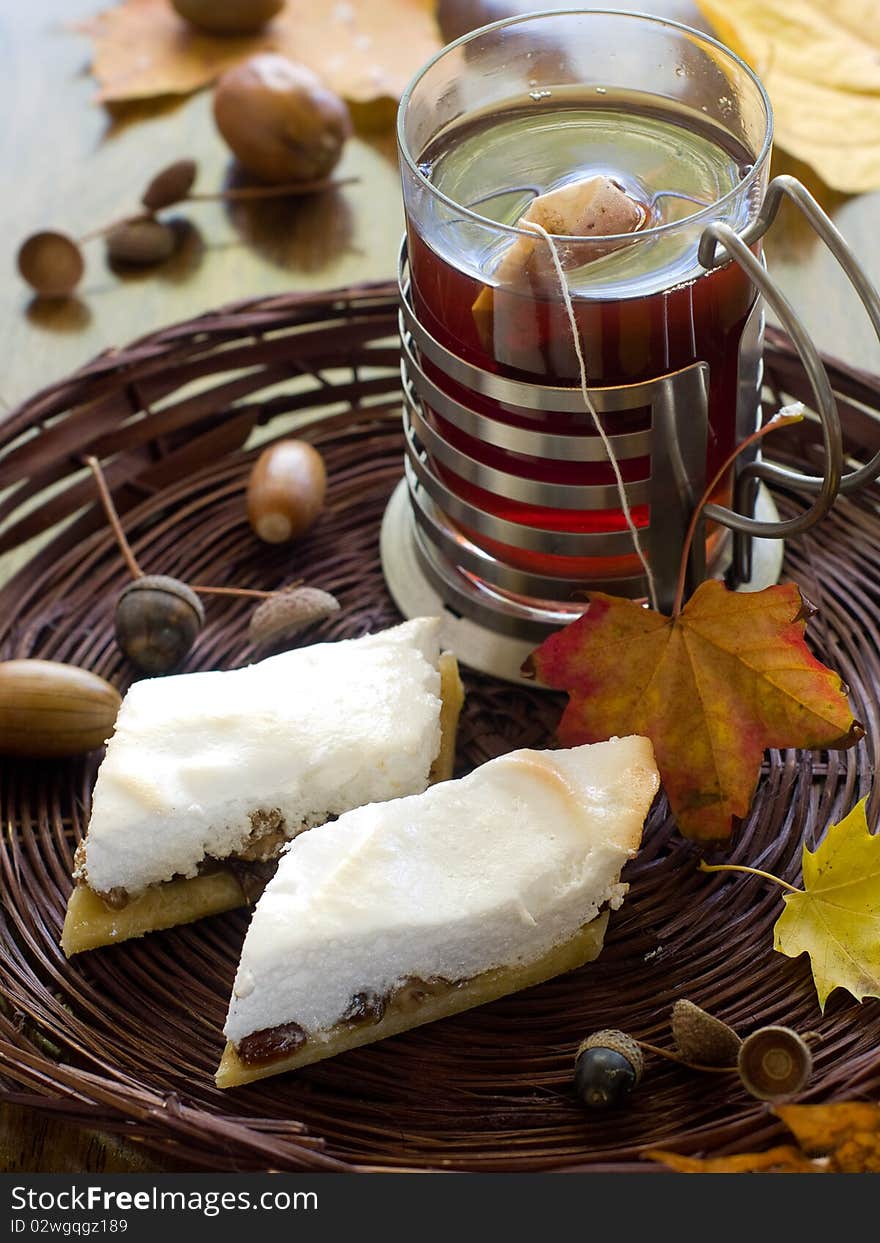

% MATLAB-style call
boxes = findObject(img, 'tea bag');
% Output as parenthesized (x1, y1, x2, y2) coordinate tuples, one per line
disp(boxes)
(468, 175, 657, 603)
(472, 175, 646, 336)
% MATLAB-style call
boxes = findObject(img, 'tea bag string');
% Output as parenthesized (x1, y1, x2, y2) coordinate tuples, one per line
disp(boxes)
(525, 220, 658, 611)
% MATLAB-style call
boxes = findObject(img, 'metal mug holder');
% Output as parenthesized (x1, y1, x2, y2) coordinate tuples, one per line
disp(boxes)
(381, 175, 880, 681)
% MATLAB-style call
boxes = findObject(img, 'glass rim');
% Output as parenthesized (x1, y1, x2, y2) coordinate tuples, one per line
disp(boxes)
(397, 7, 774, 246)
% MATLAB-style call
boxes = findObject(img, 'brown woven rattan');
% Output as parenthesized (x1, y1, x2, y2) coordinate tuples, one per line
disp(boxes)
(0, 282, 879, 1172)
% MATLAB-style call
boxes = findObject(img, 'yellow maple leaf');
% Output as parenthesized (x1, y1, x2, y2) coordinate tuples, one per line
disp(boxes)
(774, 799, 880, 1010)
(696, 0, 880, 192)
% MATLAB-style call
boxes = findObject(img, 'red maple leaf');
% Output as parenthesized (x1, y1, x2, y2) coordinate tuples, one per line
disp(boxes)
(526, 580, 863, 840)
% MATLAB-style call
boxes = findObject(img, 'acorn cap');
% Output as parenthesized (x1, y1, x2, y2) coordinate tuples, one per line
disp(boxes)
(142, 158, 198, 211)
(118, 575, 205, 621)
(576, 1029, 643, 1086)
(672, 999, 742, 1067)
(248, 586, 340, 648)
(737, 1026, 812, 1101)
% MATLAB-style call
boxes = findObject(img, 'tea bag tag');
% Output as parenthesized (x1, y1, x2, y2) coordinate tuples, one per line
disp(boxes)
(473, 175, 645, 337)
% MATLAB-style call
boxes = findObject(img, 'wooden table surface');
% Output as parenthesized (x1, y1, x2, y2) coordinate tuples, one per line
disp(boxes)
(2, 0, 879, 1172)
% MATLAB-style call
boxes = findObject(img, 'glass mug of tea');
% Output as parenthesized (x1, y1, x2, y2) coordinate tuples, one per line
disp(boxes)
(381, 9, 880, 680)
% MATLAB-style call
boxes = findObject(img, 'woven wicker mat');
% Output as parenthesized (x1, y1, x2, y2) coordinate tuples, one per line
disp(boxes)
(1, 281, 879, 1172)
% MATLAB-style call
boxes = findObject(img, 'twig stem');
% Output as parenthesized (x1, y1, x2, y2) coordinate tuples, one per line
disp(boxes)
(186, 177, 359, 203)
(75, 178, 359, 248)
(77, 213, 148, 245)
(636, 1039, 738, 1073)
(699, 860, 801, 894)
(86, 458, 304, 602)
(671, 408, 804, 617)
(85, 456, 143, 580)
(190, 582, 302, 600)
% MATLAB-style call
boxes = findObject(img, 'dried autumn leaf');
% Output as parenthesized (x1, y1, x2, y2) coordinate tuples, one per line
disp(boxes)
(526, 580, 862, 840)
(647, 1145, 818, 1174)
(774, 799, 880, 1010)
(77, 0, 442, 107)
(77, 0, 265, 102)
(648, 1101, 880, 1173)
(696, 0, 880, 192)
(278, 0, 441, 106)
(776, 1102, 880, 1173)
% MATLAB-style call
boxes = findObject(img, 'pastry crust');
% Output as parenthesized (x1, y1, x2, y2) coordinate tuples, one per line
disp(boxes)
(215, 911, 609, 1088)
(61, 870, 248, 956)
(429, 650, 464, 784)
(61, 651, 464, 956)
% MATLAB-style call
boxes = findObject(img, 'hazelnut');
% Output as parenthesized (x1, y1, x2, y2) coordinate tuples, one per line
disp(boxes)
(213, 55, 352, 184)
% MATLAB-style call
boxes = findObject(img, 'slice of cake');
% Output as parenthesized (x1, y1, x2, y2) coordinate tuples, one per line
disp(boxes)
(62, 618, 464, 955)
(217, 735, 659, 1087)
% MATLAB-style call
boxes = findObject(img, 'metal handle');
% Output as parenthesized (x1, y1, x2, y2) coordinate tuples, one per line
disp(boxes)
(698, 181, 842, 542)
(699, 177, 880, 545)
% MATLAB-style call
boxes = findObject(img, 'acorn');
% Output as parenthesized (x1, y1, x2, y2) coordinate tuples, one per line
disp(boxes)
(574, 1029, 643, 1109)
(671, 999, 742, 1067)
(0, 660, 120, 758)
(106, 219, 177, 267)
(114, 575, 205, 675)
(246, 440, 326, 544)
(737, 1026, 812, 1101)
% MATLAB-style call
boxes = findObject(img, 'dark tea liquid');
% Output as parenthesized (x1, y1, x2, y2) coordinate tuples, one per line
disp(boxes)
(408, 95, 758, 581)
